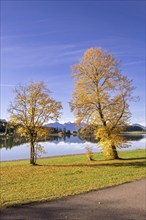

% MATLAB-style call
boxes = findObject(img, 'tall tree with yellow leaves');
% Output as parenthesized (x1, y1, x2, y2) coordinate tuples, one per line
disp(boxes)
(9, 82, 62, 165)
(70, 48, 135, 159)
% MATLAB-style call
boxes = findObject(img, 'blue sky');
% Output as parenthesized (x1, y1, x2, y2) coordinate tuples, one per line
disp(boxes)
(0, 0, 145, 125)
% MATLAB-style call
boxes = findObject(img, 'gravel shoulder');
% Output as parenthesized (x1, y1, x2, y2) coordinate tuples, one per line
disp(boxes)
(0, 178, 146, 220)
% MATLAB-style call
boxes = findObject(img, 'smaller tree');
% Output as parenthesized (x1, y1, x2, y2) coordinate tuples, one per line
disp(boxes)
(86, 145, 94, 161)
(8, 82, 62, 165)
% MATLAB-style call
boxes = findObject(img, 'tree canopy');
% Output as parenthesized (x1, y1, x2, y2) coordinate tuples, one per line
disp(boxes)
(9, 82, 62, 164)
(70, 48, 135, 159)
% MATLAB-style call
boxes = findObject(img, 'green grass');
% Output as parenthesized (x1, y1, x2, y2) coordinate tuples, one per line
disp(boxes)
(0, 149, 146, 208)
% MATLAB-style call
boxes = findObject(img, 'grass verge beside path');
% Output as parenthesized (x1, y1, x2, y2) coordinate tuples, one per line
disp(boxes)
(0, 149, 146, 208)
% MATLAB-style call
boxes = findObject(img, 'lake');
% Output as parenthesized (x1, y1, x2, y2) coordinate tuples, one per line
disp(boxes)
(0, 134, 146, 161)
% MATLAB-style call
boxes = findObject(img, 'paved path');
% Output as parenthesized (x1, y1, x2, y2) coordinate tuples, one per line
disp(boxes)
(0, 179, 146, 220)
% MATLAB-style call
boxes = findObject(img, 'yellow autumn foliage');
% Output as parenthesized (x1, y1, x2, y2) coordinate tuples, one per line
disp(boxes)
(8, 81, 62, 164)
(70, 47, 135, 159)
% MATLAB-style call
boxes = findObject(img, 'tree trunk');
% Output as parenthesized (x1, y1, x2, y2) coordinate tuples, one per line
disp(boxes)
(111, 145, 119, 159)
(30, 142, 35, 165)
(105, 145, 119, 160)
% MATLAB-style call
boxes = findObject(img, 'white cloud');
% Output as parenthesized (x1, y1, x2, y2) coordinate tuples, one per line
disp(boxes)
(123, 60, 145, 66)
(1, 44, 83, 68)
(0, 84, 16, 87)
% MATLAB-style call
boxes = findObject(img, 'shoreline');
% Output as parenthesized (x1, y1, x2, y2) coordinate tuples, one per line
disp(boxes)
(0, 148, 145, 163)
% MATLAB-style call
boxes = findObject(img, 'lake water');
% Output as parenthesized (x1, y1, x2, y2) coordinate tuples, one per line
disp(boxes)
(0, 135, 146, 161)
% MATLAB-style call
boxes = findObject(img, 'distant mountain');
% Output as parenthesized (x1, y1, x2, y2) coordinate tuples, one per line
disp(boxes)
(45, 122, 82, 131)
(132, 124, 146, 131)
(46, 122, 146, 132)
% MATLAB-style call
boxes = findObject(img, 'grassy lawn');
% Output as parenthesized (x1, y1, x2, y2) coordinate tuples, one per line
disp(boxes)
(0, 149, 146, 208)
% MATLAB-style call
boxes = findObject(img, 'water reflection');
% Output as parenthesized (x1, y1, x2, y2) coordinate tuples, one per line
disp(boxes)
(0, 134, 145, 161)
(0, 135, 86, 149)
(122, 134, 145, 141)
(0, 135, 26, 149)
(0, 134, 145, 149)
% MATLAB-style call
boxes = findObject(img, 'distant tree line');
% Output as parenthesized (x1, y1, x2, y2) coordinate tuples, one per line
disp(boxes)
(47, 127, 71, 135)
(0, 120, 145, 136)
(0, 120, 15, 134)
(0, 119, 77, 138)
(125, 125, 144, 132)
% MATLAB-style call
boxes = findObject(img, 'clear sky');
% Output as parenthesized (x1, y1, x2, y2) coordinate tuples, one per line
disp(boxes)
(0, 0, 145, 125)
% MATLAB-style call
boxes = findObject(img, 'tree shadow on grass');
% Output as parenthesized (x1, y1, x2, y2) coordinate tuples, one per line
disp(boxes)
(119, 157, 146, 161)
(37, 158, 146, 168)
